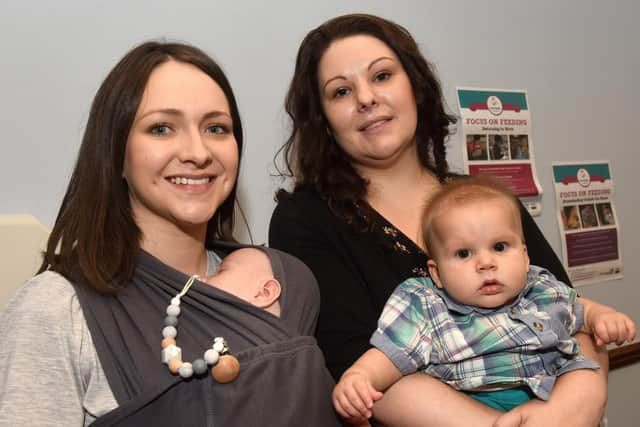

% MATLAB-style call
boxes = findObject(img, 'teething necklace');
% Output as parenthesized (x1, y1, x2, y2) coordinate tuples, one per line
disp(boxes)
(161, 275, 240, 383)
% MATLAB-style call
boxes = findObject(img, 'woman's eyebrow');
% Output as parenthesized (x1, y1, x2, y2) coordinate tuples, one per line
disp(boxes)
(136, 108, 231, 121)
(321, 56, 395, 92)
(202, 110, 232, 121)
(322, 75, 346, 92)
(368, 56, 394, 70)
(136, 108, 183, 121)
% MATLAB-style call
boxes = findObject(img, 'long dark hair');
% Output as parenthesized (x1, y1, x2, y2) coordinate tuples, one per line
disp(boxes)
(276, 13, 456, 226)
(39, 41, 244, 293)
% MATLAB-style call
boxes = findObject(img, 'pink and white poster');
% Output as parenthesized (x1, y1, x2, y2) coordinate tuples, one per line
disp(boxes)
(457, 87, 543, 201)
(552, 161, 622, 286)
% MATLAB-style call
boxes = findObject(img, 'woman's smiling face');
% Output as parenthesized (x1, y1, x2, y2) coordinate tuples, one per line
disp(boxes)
(317, 35, 418, 171)
(123, 60, 239, 237)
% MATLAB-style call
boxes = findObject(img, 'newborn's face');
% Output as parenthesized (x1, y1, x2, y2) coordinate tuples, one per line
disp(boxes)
(206, 249, 270, 304)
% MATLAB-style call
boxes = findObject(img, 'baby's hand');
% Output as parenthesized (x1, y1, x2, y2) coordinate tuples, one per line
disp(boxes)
(589, 310, 636, 346)
(332, 370, 383, 423)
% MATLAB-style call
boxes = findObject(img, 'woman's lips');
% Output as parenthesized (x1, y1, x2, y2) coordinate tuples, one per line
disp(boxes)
(359, 116, 392, 132)
(168, 176, 212, 185)
(166, 175, 216, 192)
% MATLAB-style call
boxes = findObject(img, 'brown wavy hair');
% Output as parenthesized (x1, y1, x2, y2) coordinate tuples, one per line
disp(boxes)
(276, 13, 456, 226)
(39, 41, 244, 293)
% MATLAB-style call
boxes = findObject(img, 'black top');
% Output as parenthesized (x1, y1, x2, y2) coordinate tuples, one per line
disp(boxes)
(74, 242, 341, 427)
(269, 190, 571, 380)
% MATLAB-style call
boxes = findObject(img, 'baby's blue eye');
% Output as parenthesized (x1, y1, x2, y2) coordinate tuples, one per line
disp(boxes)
(494, 242, 507, 252)
(455, 249, 470, 259)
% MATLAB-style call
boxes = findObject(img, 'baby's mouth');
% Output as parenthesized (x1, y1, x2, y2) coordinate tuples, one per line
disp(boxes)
(479, 279, 504, 295)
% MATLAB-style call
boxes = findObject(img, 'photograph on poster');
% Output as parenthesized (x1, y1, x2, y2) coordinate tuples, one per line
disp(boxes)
(466, 134, 487, 160)
(579, 204, 598, 228)
(488, 134, 509, 160)
(561, 205, 581, 230)
(596, 202, 615, 226)
(510, 135, 530, 160)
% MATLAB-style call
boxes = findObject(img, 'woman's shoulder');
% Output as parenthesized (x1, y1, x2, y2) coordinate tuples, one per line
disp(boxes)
(1, 271, 87, 367)
(1, 270, 88, 336)
(270, 190, 334, 234)
(4, 270, 78, 314)
(1, 271, 116, 425)
(273, 189, 325, 211)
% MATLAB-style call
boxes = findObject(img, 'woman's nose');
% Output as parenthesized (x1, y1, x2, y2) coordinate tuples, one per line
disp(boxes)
(178, 130, 212, 167)
(356, 84, 377, 111)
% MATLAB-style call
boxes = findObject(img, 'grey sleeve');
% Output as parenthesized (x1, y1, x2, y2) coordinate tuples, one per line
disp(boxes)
(0, 272, 116, 426)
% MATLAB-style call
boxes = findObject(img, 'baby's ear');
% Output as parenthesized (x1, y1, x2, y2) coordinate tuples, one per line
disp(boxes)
(254, 279, 281, 309)
(427, 259, 444, 289)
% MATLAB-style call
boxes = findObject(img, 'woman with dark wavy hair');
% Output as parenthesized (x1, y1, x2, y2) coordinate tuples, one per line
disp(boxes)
(270, 13, 608, 426)
(0, 41, 340, 426)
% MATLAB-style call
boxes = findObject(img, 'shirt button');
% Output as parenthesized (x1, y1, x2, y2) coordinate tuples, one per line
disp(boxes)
(533, 321, 544, 331)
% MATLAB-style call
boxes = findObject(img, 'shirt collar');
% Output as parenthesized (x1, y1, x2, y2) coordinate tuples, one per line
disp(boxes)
(425, 266, 544, 315)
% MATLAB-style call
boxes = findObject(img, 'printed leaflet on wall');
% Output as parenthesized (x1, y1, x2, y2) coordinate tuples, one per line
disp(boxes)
(456, 87, 542, 198)
(552, 161, 623, 286)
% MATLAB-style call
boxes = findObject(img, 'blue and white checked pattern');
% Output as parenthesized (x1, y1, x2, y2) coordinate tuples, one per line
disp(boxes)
(370, 265, 599, 400)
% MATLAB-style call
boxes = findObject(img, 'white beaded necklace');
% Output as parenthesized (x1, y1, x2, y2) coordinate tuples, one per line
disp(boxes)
(161, 275, 240, 383)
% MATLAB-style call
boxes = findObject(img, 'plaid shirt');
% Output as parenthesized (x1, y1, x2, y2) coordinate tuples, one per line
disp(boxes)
(370, 265, 599, 400)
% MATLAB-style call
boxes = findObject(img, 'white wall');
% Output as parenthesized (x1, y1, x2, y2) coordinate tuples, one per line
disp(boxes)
(1, 1, 638, 424)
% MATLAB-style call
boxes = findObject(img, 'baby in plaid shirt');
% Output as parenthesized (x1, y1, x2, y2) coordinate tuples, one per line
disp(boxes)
(333, 177, 636, 424)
